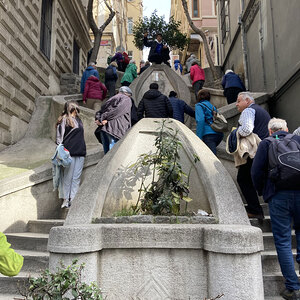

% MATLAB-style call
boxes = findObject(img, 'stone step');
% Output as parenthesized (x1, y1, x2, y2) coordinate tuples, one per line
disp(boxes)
(0, 294, 24, 300)
(244, 203, 269, 217)
(250, 216, 271, 232)
(5, 233, 49, 252)
(263, 273, 287, 297)
(263, 232, 297, 251)
(0, 272, 38, 295)
(27, 219, 64, 234)
(262, 250, 298, 274)
(17, 250, 49, 273)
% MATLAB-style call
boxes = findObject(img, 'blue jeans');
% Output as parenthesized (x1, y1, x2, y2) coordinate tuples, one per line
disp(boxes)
(100, 131, 119, 154)
(202, 133, 223, 155)
(268, 190, 300, 291)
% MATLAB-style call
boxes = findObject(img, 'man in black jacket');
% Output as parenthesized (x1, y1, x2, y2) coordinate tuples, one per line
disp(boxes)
(137, 83, 173, 120)
(143, 32, 170, 65)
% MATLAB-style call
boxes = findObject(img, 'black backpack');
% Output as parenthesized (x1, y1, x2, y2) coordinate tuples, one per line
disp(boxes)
(105, 67, 114, 81)
(267, 134, 300, 189)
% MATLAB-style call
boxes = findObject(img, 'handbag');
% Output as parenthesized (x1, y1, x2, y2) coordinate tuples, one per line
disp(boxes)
(200, 103, 228, 133)
(52, 128, 74, 167)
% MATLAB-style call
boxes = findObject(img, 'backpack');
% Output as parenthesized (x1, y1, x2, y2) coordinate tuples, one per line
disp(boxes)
(267, 134, 300, 189)
(105, 67, 114, 81)
(200, 103, 228, 133)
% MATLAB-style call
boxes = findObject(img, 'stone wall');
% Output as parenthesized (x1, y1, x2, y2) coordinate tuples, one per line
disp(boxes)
(0, 1, 91, 150)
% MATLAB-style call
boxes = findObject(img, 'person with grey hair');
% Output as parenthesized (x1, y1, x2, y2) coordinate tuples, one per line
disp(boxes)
(235, 91, 271, 219)
(121, 60, 137, 87)
(222, 69, 246, 104)
(294, 127, 300, 136)
(80, 62, 99, 94)
(252, 118, 300, 299)
(185, 54, 197, 73)
(95, 86, 132, 154)
(268, 117, 288, 132)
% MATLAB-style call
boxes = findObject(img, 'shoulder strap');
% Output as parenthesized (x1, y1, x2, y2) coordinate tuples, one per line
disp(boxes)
(62, 127, 75, 143)
(200, 102, 217, 113)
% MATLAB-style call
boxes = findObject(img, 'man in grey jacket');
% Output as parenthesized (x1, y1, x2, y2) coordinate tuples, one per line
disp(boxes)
(95, 86, 132, 154)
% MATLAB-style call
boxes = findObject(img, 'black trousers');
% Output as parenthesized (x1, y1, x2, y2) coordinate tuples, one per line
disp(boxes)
(121, 81, 131, 87)
(105, 81, 116, 98)
(237, 158, 264, 216)
(224, 87, 244, 104)
(193, 80, 205, 98)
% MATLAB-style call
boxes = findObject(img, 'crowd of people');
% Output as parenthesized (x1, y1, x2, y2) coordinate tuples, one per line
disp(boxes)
(56, 44, 300, 300)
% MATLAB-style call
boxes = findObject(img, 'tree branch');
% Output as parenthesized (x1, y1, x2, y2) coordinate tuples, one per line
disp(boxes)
(100, 0, 116, 32)
(181, 0, 218, 80)
(87, 0, 99, 35)
(86, 0, 116, 64)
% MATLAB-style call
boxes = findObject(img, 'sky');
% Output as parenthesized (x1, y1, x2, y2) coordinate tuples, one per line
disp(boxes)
(142, 0, 170, 20)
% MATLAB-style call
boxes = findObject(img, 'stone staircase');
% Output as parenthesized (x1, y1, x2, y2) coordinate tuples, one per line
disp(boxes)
(219, 147, 299, 299)
(0, 220, 64, 299)
(0, 85, 296, 299)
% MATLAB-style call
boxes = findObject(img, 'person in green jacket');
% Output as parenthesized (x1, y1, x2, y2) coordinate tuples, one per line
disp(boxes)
(0, 232, 24, 276)
(120, 60, 137, 87)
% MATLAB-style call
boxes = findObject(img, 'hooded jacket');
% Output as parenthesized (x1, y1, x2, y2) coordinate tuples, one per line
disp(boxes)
(0, 232, 23, 276)
(174, 60, 183, 74)
(95, 93, 132, 139)
(121, 63, 137, 84)
(137, 89, 173, 120)
(190, 64, 205, 85)
(83, 76, 107, 102)
(80, 66, 99, 93)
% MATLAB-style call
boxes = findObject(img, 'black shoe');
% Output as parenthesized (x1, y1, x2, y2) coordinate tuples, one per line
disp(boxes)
(280, 289, 300, 300)
(247, 212, 265, 220)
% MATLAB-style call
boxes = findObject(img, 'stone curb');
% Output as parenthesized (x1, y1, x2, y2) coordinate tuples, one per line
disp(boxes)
(93, 215, 217, 224)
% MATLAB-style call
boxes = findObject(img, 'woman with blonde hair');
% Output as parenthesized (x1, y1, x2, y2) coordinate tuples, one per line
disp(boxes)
(56, 102, 86, 208)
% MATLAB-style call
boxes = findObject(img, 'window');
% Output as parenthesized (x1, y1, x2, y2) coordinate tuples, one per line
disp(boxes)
(40, 0, 53, 60)
(128, 50, 133, 60)
(220, 0, 230, 43)
(73, 40, 80, 75)
(127, 17, 133, 34)
(193, 0, 199, 17)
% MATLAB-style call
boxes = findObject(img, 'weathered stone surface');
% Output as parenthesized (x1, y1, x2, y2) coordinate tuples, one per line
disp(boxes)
(65, 118, 248, 226)
(48, 223, 264, 300)
(129, 215, 153, 223)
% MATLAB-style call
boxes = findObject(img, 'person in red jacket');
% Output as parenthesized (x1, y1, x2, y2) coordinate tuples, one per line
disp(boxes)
(190, 61, 205, 98)
(83, 75, 107, 110)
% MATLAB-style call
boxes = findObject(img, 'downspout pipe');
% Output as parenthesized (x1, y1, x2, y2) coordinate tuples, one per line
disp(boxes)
(239, 0, 249, 90)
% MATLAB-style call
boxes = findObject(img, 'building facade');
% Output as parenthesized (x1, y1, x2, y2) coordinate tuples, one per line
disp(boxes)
(0, 0, 91, 149)
(170, 0, 219, 69)
(93, 0, 143, 68)
(216, 0, 300, 131)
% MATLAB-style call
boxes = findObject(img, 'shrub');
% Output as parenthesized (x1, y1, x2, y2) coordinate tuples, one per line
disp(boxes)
(19, 259, 103, 300)
(131, 120, 199, 215)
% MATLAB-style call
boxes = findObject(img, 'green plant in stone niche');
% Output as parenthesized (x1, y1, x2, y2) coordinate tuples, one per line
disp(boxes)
(19, 259, 103, 300)
(130, 120, 199, 215)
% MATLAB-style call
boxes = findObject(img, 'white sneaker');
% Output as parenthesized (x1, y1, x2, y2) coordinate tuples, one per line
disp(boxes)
(61, 199, 69, 208)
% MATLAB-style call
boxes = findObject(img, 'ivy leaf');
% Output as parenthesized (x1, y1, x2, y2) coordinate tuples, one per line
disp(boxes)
(182, 196, 193, 203)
